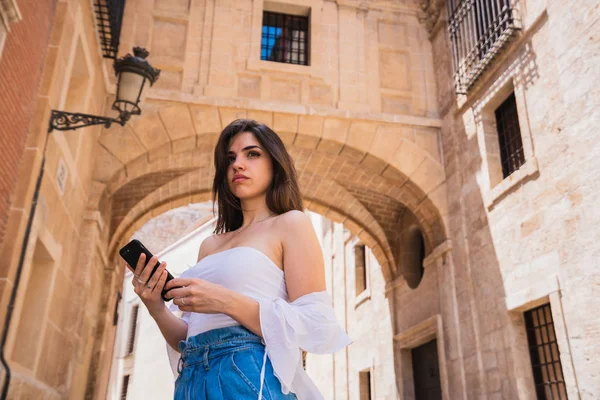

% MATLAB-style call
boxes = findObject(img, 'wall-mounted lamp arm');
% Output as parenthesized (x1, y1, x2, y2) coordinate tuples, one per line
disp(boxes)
(47, 109, 132, 132)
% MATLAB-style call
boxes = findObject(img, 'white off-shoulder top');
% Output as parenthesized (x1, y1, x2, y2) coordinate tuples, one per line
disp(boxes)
(167, 246, 353, 400)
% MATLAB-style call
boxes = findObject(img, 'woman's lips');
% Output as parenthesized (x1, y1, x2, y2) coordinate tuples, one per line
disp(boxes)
(233, 177, 249, 183)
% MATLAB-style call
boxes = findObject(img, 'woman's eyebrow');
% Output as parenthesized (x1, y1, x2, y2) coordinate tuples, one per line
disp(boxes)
(228, 145, 262, 154)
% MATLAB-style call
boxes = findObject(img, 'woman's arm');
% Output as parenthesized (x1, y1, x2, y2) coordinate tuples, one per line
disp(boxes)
(150, 305, 189, 351)
(127, 254, 189, 351)
(153, 235, 217, 351)
(276, 210, 327, 301)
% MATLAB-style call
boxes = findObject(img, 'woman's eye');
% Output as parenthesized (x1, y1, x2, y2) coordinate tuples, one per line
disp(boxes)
(227, 156, 235, 164)
(248, 151, 260, 157)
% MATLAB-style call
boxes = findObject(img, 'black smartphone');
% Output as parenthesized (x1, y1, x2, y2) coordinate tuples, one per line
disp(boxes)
(119, 239, 175, 301)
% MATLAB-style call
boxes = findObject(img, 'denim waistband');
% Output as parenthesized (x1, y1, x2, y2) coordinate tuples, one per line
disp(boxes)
(177, 325, 264, 372)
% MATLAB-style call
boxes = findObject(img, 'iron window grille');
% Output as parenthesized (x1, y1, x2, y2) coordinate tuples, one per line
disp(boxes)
(94, 0, 126, 59)
(524, 304, 568, 400)
(447, 0, 520, 93)
(495, 92, 525, 178)
(120, 375, 130, 399)
(261, 11, 309, 66)
(126, 305, 139, 355)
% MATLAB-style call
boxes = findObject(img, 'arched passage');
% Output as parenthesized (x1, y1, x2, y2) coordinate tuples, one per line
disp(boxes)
(94, 102, 449, 283)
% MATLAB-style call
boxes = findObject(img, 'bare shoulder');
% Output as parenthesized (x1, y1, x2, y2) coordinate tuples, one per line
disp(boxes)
(197, 234, 219, 262)
(274, 210, 314, 240)
(276, 209, 311, 228)
(275, 210, 326, 299)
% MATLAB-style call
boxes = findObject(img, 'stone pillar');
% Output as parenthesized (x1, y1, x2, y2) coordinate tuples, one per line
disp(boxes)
(424, 240, 467, 400)
(75, 211, 118, 400)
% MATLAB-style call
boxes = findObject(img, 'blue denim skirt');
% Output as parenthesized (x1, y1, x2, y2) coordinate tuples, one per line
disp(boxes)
(175, 325, 298, 400)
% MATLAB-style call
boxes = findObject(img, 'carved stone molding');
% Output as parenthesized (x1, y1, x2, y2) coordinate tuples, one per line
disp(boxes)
(0, 0, 21, 56)
(394, 314, 451, 399)
(423, 239, 452, 269)
(0, 0, 22, 26)
(418, 0, 444, 33)
(394, 314, 441, 348)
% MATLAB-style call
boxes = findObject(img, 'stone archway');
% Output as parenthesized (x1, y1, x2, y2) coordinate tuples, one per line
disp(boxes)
(107, 174, 396, 280)
(92, 101, 449, 283)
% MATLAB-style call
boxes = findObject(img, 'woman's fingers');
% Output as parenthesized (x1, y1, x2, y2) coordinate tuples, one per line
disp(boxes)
(134, 253, 146, 278)
(165, 277, 196, 290)
(139, 255, 158, 283)
(164, 286, 190, 300)
(146, 262, 166, 292)
(153, 269, 168, 294)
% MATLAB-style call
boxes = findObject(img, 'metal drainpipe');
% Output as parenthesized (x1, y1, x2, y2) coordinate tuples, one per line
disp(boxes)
(0, 137, 49, 399)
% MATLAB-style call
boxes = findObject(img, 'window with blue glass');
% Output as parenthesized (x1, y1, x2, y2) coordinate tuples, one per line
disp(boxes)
(261, 11, 309, 65)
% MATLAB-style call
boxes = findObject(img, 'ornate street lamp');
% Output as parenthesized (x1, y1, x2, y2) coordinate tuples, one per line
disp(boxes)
(48, 47, 160, 132)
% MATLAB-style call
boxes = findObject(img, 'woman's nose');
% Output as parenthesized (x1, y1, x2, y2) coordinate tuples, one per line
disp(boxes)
(232, 157, 245, 170)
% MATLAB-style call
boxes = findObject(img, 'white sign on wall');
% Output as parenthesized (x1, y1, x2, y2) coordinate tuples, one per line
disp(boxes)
(56, 158, 68, 196)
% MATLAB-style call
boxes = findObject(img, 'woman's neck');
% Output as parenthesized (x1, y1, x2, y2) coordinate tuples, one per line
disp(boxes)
(239, 196, 273, 228)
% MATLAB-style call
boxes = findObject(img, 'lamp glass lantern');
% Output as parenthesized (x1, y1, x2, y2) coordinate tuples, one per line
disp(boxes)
(48, 46, 160, 132)
(111, 47, 161, 123)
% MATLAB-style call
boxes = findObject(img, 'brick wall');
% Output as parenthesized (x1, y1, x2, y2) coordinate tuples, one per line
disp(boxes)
(0, 0, 57, 248)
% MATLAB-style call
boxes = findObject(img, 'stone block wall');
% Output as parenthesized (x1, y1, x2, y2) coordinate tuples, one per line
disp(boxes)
(0, 0, 56, 277)
(0, 0, 112, 398)
(429, 0, 600, 397)
(116, 0, 438, 118)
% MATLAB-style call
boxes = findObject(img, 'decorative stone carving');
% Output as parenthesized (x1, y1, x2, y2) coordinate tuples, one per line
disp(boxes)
(418, 0, 444, 33)
(0, 0, 22, 25)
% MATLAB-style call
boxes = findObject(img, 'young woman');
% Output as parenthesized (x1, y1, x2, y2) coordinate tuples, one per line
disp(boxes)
(126, 119, 352, 400)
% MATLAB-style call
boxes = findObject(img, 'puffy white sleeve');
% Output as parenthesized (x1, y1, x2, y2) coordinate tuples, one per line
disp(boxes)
(258, 290, 353, 399)
(166, 302, 189, 378)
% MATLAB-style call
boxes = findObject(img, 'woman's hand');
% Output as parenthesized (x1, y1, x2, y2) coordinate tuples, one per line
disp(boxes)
(164, 278, 232, 315)
(128, 253, 169, 316)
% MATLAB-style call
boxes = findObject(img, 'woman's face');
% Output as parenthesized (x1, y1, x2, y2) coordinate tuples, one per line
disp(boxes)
(226, 131, 274, 200)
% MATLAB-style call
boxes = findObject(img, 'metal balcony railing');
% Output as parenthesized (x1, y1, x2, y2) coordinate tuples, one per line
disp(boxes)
(94, 0, 126, 59)
(447, 0, 520, 93)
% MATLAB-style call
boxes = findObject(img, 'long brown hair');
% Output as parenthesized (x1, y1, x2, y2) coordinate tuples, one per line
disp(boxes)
(212, 119, 303, 234)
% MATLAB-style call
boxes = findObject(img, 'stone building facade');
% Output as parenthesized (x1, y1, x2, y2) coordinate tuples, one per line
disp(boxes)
(0, 0, 56, 266)
(0, 0, 598, 398)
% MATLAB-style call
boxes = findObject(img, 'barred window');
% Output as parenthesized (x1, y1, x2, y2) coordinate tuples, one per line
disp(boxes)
(93, 0, 126, 59)
(524, 304, 568, 399)
(121, 375, 130, 399)
(126, 305, 139, 355)
(495, 93, 525, 178)
(261, 11, 309, 66)
(447, 0, 520, 93)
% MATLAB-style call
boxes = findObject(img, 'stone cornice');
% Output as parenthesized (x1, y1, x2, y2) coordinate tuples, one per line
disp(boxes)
(144, 92, 443, 129)
(423, 239, 452, 268)
(335, 0, 420, 15)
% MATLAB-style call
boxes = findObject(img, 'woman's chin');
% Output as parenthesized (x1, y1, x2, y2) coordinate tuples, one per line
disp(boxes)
(233, 190, 267, 201)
